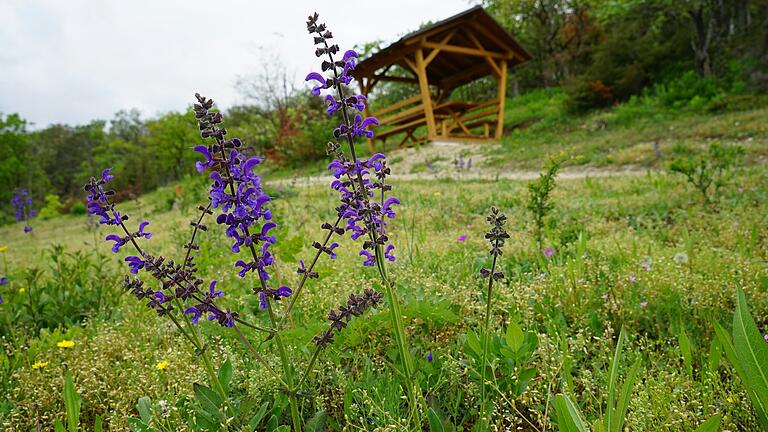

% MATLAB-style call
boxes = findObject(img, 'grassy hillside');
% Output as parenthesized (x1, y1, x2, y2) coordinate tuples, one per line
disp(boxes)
(1, 161, 766, 429)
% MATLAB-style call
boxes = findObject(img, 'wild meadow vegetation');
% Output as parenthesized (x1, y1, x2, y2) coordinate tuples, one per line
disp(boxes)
(2, 2, 768, 431)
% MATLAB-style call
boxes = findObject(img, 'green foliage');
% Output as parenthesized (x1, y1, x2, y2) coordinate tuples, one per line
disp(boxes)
(37, 194, 64, 220)
(527, 156, 564, 247)
(63, 372, 81, 432)
(464, 318, 538, 397)
(714, 288, 768, 429)
(0, 245, 121, 336)
(669, 143, 744, 204)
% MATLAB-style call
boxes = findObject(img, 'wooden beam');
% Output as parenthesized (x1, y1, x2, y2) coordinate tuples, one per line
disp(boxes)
(372, 75, 419, 84)
(371, 94, 422, 118)
(424, 29, 457, 67)
(414, 48, 436, 141)
(495, 60, 507, 140)
(379, 103, 425, 126)
(421, 41, 511, 60)
(402, 55, 417, 74)
(464, 30, 502, 78)
(438, 62, 488, 90)
(468, 20, 516, 59)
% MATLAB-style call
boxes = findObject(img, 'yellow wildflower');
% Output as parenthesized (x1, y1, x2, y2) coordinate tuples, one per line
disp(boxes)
(156, 360, 169, 370)
(0, 245, 7, 253)
(434, 192, 442, 196)
(32, 361, 49, 369)
(57, 340, 75, 348)
(18, 287, 25, 293)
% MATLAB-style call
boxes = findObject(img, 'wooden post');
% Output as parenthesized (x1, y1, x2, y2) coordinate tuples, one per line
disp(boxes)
(414, 48, 437, 141)
(495, 60, 507, 140)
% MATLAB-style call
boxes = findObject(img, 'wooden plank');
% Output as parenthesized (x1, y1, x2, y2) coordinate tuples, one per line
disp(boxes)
(379, 103, 425, 126)
(414, 48, 436, 140)
(371, 94, 422, 118)
(424, 29, 457, 67)
(437, 62, 489, 90)
(376, 116, 428, 140)
(372, 75, 419, 84)
(421, 41, 511, 60)
(402, 55, 417, 73)
(495, 60, 507, 140)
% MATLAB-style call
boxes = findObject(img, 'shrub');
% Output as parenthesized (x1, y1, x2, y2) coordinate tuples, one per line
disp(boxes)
(669, 143, 744, 204)
(37, 194, 63, 220)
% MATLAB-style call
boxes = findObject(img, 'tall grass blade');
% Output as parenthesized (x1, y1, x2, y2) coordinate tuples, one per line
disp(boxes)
(733, 288, 768, 427)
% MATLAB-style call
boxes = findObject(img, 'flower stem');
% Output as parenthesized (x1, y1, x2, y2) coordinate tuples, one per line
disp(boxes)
(480, 241, 499, 429)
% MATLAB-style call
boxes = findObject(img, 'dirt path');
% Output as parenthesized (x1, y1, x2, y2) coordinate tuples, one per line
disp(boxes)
(272, 140, 645, 187)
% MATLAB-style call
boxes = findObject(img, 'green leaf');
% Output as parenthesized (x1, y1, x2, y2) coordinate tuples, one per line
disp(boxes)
(249, 401, 270, 429)
(217, 358, 233, 395)
(54, 420, 66, 432)
(466, 331, 482, 357)
(94, 415, 103, 432)
(137, 396, 153, 425)
(306, 410, 327, 431)
(505, 321, 524, 352)
(604, 328, 625, 432)
(554, 394, 588, 432)
(428, 407, 446, 432)
(63, 372, 81, 432)
(274, 426, 291, 432)
(193, 383, 224, 422)
(612, 359, 641, 432)
(707, 337, 721, 373)
(679, 328, 693, 378)
(693, 415, 721, 432)
(733, 288, 768, 426)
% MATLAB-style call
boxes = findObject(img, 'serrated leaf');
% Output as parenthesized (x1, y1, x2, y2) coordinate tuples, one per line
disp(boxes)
(428, 407, 446, 432)
(505, 321, 524, 352)
(693, 415, 720, 432)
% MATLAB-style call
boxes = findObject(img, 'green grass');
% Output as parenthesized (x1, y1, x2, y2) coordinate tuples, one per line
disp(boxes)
(494, 88, 768, 169)
(1, 159, 767, 429)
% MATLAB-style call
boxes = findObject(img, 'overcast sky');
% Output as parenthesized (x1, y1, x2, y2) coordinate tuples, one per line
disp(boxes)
(1, 0, 476, 128)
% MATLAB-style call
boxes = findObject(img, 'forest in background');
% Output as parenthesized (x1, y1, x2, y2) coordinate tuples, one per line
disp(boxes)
(1, 0, 766, 224)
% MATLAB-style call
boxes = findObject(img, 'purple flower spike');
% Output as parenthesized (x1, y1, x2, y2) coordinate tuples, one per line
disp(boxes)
(101, 168, 114, 182)
(194, 145, 214, 172)
(258, 292, 269, 310)
(106, 234, 125, 253)
(185, 306, 201, 325)
(0, 276, 7, 286)
(384, 244, 396, 262)
(360, 250, 375, 267)
(125, 256, 145, 274)
(426, 352, 433, 362)
(137, 221, 152, 239)
(305, 72, 329, 96)
(277, 286, 292, 298)
(208, 280, 223, 298)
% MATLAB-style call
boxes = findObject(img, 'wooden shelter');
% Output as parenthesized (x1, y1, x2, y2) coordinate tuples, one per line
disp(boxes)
(353, 6, 531, 148)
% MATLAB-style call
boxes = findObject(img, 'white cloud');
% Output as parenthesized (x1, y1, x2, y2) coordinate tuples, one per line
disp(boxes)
(0, 0, 476, 127)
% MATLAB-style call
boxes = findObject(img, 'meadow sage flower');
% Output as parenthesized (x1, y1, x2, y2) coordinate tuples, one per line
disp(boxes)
(0, 276, 7, 285)
(543, 247, 554, 258)
(12, 189, 35, 234)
